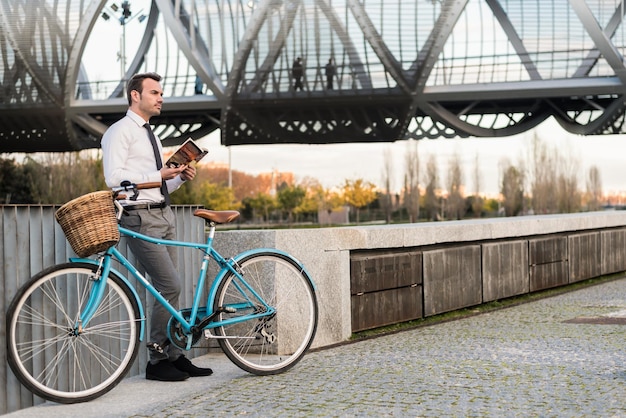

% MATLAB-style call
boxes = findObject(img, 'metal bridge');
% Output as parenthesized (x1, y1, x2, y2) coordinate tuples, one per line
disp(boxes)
(2, 0, 626, 153)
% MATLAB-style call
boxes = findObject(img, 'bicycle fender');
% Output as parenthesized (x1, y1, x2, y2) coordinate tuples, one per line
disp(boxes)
(215, 248, 317, 290)
(69, 257, 147, 341)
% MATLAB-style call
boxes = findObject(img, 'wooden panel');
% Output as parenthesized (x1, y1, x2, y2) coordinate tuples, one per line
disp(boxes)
(423, 246, 481, 316)
(350, 251, 422, 294)
(568, 232, 600, 283)
(530, 261, 568, 291)
(601, 228, 626, 275)
(482, 241, 529, 302)
(529, 236, 567, 265)
(351, 285, 422, 332)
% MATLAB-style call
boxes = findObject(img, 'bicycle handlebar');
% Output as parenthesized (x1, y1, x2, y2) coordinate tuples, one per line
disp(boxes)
(112, 181, 162, 201)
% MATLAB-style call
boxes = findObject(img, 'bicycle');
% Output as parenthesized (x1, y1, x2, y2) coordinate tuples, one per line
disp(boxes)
(5, 182, 318, 404)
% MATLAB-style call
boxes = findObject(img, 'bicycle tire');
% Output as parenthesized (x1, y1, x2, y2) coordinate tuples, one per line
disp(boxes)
(213, 251, 318, 375)
(6, 262, 141, 404)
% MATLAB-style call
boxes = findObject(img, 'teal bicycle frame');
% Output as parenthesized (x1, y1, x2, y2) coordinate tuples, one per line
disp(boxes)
(74, 224, 278, 350)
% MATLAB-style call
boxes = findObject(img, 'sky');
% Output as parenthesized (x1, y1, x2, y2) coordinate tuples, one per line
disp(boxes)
(194, 117, 626, 197)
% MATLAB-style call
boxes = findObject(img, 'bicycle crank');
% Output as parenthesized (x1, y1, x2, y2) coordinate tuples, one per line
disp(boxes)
(167, 311, 202, 350)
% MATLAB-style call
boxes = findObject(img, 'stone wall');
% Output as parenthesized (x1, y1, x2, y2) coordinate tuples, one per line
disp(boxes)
(213, 211, 626, 338)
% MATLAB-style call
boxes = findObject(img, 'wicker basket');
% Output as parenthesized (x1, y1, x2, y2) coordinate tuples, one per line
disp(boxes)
(55, 191, 120, 257)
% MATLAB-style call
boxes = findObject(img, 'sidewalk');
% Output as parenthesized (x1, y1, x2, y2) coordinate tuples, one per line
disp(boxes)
(6, 277, 626, 417)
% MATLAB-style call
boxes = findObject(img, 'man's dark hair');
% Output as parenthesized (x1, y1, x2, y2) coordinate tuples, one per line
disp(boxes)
(126, 72, 162, 105)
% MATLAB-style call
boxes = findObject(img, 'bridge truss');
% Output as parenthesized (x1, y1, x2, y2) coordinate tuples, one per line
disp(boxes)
(1, 0, 626, 152)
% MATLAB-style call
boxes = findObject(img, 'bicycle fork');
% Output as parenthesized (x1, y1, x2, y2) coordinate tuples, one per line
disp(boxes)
(74, 255, 114, 334)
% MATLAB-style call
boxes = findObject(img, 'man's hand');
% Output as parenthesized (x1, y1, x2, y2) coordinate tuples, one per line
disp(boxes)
(160, 165, 187, 180)
(180, 165, 196, 181)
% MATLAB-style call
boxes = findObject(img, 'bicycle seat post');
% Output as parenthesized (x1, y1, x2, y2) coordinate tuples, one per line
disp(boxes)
(207, 222, 217, 240)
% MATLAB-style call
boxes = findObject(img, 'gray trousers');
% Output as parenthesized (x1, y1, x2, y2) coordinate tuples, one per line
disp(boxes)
(120, 206, 182, 363)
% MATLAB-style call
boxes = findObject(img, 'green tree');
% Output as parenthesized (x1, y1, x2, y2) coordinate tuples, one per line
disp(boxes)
(169, 179, 199, 205)
(483, 198, 500, 214)
(295, 191, 318, 221)
(244, 192, 277, 223)
(313, 185, 345, 225)
(342, 178, 377, 224)
(197, 182, 240, 211)
(277, 183, 306, 225)
(0, 157, 34, 204)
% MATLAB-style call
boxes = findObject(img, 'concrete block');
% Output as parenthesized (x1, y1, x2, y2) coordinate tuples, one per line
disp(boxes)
(423, 245, 481, 316)
(213, 228, 354, 348)
(482, 240, 529, 302)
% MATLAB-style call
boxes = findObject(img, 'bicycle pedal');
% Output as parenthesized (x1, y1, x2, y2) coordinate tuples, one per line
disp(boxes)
(147, 341, 164, 354)
(220, 306, 236, 313)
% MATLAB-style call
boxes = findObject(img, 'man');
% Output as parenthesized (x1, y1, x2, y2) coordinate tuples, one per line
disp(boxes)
(101, 72, 213, 382)
(292, 57, 303, 91)
(325, 58, 335, 90)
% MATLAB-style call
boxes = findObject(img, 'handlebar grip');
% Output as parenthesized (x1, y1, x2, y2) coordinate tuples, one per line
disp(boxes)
(113, 181, 162, 200)
(136, 182, 163, 190)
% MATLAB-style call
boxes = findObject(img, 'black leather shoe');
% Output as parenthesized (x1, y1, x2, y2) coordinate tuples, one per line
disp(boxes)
(146, 360, 189, 381)
(172, 355, 213, 377)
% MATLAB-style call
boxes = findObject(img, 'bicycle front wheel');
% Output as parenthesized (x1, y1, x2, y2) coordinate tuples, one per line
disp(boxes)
(6, 262, 141, 404)
(214, 252, 318, 375)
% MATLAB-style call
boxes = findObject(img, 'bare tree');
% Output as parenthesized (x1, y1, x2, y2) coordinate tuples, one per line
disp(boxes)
(445, 153, 465, 220)
(586, 165, 603, 211)
(528, 133, 557, 214)
(555, 148, 581, 213)
(403, 141, 420, 223)
(471, 153, 484, 217)
(381, 147, 394, 223)
(26, 152, 106, 204)
(500, 158, 525, 216)
(423, 154, 439, 221)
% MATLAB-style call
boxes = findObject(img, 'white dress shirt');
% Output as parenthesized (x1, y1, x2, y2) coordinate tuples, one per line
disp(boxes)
(101, 109, 184, 204)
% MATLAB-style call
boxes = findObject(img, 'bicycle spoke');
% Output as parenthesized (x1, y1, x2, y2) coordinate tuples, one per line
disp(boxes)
(7, 264, 140, 403)
(215, 253, 317, 375)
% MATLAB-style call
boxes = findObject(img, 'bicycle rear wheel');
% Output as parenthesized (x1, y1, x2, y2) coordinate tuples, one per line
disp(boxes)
(6, 262, 141, 404)
(214, 252, 318, 375)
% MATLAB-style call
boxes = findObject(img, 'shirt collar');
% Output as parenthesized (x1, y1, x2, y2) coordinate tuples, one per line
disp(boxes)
(126, 109, 149, 127)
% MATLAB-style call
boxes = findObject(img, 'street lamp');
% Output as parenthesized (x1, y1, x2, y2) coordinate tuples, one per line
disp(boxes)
(100, 2, 147, 81)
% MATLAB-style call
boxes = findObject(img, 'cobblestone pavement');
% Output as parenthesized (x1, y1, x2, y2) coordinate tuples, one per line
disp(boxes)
(6, 277, 626, 417)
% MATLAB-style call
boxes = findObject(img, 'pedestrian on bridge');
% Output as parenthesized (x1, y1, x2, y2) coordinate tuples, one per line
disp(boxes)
(325, 58, 335, 90)
(292, 57, 304, 91)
